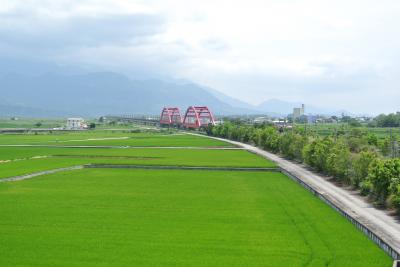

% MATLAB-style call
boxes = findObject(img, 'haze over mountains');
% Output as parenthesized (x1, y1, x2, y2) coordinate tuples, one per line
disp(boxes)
(0, 60, 346, 118)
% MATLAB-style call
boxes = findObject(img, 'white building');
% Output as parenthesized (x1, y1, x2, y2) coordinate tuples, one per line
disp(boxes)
(66, 118, 86, 129)
(254, 117, 271, 124)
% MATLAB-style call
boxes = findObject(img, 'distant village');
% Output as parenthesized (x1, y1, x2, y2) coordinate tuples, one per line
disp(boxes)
(3, 104, 382, 132)
(251, 104, 374, 128)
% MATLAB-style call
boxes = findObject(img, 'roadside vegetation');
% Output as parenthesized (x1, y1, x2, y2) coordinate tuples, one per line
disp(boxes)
(372, 112, 400, 128)
(296, 123, 400, 139)
(210, 121, 400, 213)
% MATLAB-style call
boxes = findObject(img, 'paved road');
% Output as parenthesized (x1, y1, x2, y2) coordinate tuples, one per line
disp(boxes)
(197, 134, 400, 257)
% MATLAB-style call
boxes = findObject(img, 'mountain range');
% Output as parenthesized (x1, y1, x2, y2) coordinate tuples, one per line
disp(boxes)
(0, 61, 348, 118)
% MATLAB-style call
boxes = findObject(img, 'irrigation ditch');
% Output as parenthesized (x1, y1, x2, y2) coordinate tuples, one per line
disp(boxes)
(84, 164, 280, 172)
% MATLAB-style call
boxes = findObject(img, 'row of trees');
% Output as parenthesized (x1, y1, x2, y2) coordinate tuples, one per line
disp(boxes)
(373, 113, 400, 127)
(210, 122, 400, 212)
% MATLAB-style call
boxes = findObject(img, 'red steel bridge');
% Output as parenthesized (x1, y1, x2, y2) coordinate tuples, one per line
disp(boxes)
(105, 106, 216, 129)
(160, 107, 183, 126)
(160, 106, 216, 129)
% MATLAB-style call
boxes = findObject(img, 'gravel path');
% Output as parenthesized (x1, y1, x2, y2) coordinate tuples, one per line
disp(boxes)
(194, 134, 400, 258)
(0, 166, 83, 183)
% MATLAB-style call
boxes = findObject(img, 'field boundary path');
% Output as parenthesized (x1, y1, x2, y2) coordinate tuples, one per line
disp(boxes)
(0, 166, 83, 183)
(84, 164, 280, 172)
(191, 133, 400, 260)
(0, 144, 244, 150)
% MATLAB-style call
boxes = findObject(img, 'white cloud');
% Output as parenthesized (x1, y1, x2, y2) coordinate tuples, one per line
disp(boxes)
(0, 0, 400, 113)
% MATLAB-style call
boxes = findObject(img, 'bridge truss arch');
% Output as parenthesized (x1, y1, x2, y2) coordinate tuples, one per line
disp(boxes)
(183, 106, 216, 129)
(159, 107, 183, 126)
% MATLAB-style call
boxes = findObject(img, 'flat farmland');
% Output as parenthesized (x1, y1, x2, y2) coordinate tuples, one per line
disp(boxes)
(0, 147, 276, 179)
(0, 169, 391, 266)
(0, 131, 393, 266)
(0, 132, 231, 147)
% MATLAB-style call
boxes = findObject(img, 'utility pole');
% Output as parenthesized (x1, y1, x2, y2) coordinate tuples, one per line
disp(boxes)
(390, 128, 394, 158)
(334, 127, 337, 142)
(305, 122, 307, 136)
(398, 128, 400, 158)
(292, 119, 294, 133)
(395, 138, 398, 158)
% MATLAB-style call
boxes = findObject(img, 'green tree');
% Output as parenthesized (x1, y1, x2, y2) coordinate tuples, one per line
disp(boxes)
(263, 127, 280, 153)
(208, 120, 400, 212)
(348, 119, 362, 127)
(351, 150, 378, 188)
(379, 137, 391, 156)
(326, 141, 351, 181)
(291, 135, 308, 161)
(278, 132, 308, 161)
(204, 123, 214, 136)
(241, 126, 253, 143)
(367, 159, 400, 205)
(390, 181, 400, 212)
(375, 113, 400, 127)
(302, 140, 317, 167)
(212, 124, 225, 137)
(279, 132, 294, 158)
(221, 122, 234, 138)
(366, 133, 378, 146)
(388, 159, 400, 211)
(251, 128, 263, 146)
(312, 138, 334, 172)
(341, 116, 352, 123)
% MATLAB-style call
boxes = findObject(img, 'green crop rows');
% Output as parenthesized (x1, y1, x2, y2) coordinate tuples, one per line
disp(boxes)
(0, 131, 231, 147)
(0, 131, 392, 266)
(0, 147, 276, 179)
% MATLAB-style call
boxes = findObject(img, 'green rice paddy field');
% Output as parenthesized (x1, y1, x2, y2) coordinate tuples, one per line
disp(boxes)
(0, 131, 231, 147)
(296, 123, 400, 139)
(0, 147, 275, 179)
(0, 131, 393, 266)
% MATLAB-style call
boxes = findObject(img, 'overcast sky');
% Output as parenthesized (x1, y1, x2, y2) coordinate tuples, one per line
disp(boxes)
(1, 0, 399, 114)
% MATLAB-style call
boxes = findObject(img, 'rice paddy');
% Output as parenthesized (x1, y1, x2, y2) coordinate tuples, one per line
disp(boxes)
(0, 130, 392, 266)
